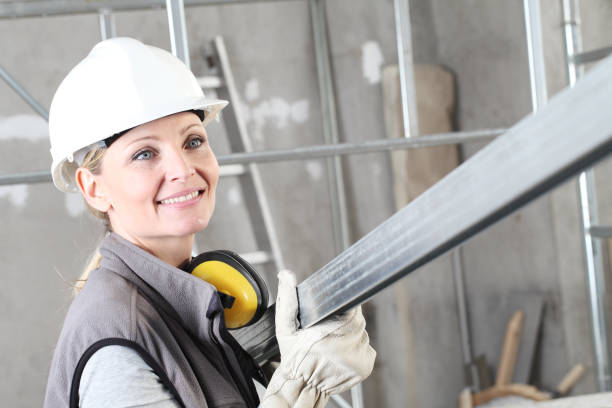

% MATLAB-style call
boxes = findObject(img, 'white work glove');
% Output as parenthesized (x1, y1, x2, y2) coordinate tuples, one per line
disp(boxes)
(261, 270, 376, 408)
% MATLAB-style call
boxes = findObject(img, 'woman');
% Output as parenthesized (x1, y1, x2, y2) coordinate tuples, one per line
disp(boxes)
(44, 37, 375, 408)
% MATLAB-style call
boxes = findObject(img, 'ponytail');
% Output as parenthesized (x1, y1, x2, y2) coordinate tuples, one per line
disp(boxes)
(73, 147, 108, 296)
(74, 250, 102, 295)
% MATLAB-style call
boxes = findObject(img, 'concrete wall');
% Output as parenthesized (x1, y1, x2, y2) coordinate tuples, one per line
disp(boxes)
(1, 1, 612, 407)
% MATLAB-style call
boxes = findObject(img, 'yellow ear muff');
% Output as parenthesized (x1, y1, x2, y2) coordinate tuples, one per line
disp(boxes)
(187, 250, 268, 329)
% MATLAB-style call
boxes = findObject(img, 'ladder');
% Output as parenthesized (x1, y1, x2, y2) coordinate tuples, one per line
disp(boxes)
(197, 36, 286, 287)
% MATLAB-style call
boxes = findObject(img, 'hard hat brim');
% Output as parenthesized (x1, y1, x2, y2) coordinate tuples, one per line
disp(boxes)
(52, 97, 228, 193)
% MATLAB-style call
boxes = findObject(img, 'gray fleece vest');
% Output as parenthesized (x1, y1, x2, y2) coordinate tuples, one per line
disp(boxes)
(44, 233, 261, 408)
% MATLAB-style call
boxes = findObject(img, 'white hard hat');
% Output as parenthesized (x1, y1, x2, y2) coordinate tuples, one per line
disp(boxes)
(49, 37, 228, 193)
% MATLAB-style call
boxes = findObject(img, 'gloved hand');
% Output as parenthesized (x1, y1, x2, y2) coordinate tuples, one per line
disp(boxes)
(261, 270, 376, 408)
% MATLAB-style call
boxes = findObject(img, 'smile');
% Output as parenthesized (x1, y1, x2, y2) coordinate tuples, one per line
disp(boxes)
(158, 190, 201, 205)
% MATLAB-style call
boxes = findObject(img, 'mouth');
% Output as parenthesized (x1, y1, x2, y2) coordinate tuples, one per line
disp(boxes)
(157, 189, 204, 205)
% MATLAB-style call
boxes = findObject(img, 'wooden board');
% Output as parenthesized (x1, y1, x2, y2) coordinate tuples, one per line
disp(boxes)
(382, 63, 459, 209)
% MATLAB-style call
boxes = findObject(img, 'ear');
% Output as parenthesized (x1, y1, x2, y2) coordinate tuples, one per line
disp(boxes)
(75, 167, 111, 213)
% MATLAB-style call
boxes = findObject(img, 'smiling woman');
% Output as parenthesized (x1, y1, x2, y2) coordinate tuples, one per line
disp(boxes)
(43, 37, 375, 408)
(76, 112, 219, 267)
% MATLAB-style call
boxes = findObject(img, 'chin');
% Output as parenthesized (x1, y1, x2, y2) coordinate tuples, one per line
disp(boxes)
(171, 217, 210, 236)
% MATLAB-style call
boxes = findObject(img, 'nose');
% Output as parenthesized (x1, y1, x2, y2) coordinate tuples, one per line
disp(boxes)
(165, 147, 195, 182)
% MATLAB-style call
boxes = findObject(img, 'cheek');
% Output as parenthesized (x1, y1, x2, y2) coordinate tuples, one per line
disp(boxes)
(107, 168, 160, 212)
(209, 163, 219, 191)
(204, 154, 220, 191)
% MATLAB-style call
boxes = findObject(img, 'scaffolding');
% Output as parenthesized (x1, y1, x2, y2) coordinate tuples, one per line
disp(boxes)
(2, 0, 612, 403)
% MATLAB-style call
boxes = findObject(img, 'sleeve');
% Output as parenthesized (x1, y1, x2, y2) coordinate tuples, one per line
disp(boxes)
(79, 345, 181, 408)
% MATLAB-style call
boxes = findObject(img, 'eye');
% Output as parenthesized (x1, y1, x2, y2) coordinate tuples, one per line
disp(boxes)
(132, 149, 154, 161)
(186, 135, 205, 149)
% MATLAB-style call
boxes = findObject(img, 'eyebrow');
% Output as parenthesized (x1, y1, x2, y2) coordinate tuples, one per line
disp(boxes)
(180, 123, 203, 134)
(122, 134, 159, 148)
(124, 123, 204, 146)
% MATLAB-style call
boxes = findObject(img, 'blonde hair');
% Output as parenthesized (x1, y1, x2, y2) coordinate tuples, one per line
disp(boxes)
(74, 147, 109, 295)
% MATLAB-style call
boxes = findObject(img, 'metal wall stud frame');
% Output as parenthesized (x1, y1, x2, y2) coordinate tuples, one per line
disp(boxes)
(2, 0, 611, 401)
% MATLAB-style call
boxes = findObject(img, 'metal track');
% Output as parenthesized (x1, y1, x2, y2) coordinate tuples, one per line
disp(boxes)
(233, 54, 612, 363)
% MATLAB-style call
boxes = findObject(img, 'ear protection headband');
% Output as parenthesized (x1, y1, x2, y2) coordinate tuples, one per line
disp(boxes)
(186, 250, 269, 330)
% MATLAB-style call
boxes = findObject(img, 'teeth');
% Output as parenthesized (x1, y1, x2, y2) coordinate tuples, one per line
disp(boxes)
(159, 190, 200, 205)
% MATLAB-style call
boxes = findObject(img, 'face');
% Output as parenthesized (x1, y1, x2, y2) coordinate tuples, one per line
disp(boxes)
(90, 111, 219, 244)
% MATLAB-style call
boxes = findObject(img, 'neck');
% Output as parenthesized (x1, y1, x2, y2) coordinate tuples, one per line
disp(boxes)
(114, 230, 194, 268)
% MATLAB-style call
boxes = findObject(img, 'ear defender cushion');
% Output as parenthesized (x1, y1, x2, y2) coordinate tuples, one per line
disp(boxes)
(187, 250, 269, 329)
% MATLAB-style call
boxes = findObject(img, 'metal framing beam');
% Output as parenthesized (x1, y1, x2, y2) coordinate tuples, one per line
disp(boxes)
(0, 171, 51, 186)
(523, 0, 547, 112)
(217, 128, 501, 164)
(309, 0, 351, 254)
(0, 64, 49, 121)
(0, 165, 248, 186)
(453, 248, 479, 389)
(166, 0, 190, 69)
(98, 8, 116, 40)
(0, 0, 301, 19)
(393, 0, 418, 138)
(590, 225, 612, 239)
(0, 129, 502, 187)
(571, 45, 612, 65)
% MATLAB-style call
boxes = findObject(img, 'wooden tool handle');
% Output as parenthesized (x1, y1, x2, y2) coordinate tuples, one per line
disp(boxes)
(496, 309, 524, 386)
(472, 384, 551, 405)
(557, 363, 586, 395)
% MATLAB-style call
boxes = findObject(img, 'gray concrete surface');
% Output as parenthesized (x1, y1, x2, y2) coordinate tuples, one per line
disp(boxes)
(1, 1, 612, 407)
